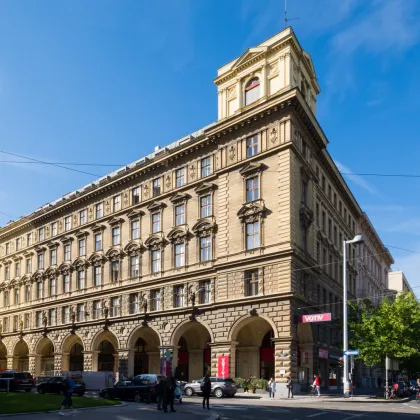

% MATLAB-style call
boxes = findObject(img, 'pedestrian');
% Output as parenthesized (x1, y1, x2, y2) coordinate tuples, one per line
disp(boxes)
(268, 378, 276, 400)
(156, 377, 165, 411)
(313, 375, 321, 397)
(163, 372, 176, 413)
(286, 376, 293, 398)
(201, 373, 211, 410)
(377, 376, 382, 389)
(59, 372, 76, 416)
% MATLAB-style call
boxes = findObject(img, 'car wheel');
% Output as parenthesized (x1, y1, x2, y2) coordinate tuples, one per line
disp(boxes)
(184, 387, 194, 397)
(102, 391, 110, 399)
(134, 393, 141, 403)
(38, 388, 44, 394)
(214, 388, 223, 398)
(25, 389, 31, 393)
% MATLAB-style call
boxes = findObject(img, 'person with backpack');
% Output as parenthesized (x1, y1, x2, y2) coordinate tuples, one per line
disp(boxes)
(59, 372, 76, 416)
(286, 376, 294, 398)
(201, 373, 211, 410)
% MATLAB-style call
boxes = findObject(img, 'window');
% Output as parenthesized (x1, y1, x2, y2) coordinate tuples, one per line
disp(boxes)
(174, 285, 184, 308)
(95, 233, 102, 251)
(152, 213, 161, 233)
(96, 203, 103, 219)
(4, 290, 9, 306)
(13, 315, 18, 331)
(62, 306, 70, 324)
(65, 216, 71, 232)
(339, 201, 342, 215)
(63, 274, 70, 293)
(322, 248, 327, 271)
(151, 289, 161, 311)
(26, 258, 31, 273)
(16, 238, 21, 250)
(316, 203, 320, 225)
(14, 288, 19, 305)
(64, 244, 71, 261)
(153, 178, 161, 196)
(77, 303, 85, 322)
(36, 311, 42, 328)
(79, 209, 87, 225)
(316, 241, 320, 263)
(246, 136, 258, 157)
(15, 262, 20, 277)
(175, 204, 185, 226)
(5, 243, 10, 255)
(130, 256, 139, 278)
(131, 220, 140, 239)
(152, 250, 161, 273)
(49, 278, 56, 296)
(113, 195, 121, 212)
(245, 270, 259, 296)
(5, 266, 10, 281)
(322, 211, 326, 232)
(112, 227, 120, 246)
(244, 77, 260, 106)
(38, 253, 44, 269)
(201, 157, 211, 178)
(246, 221, 260, 250)
(246, 177, 259, 202)
(132, 187, 140, 205)
(111, 261, 120, 282)
(93, 265, 102, 286)
(52, 222, 57, 236)
(39, 227, 45, 241)
(27, 233, 32, 246)
(49, 309, 56, 326)
(199, 280, 211, 304)
(129, 294, 139, 314)
(334, 226, 338, 246)
(92, 300, 102, 319)
(200, 236, 212, 262)
(25, 285, 31, 302)
(333, 193, 337, 208)
(37, 281, 43, 299)
(328, 219, 332, 239)
(77, 270, 85, 289)
(175, 243, 185, 267)
(176, 168, 185, 187)
(302, 181, 308, 205)
(328, 185, 332, 200)
(110, 297, 120, 317)
(24, 313, 30, 329)
(50, 249, 57, 265)
(200, 195, 211, 218)
(322, 175, 326, 192)
(79, 239, 86, 256)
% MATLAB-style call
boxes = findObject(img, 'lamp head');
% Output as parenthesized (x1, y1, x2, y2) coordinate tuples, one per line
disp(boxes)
(347, 234, 364, 245)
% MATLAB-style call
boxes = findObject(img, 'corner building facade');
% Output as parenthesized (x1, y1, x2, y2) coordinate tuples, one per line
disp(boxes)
(0, 28, 392, 390)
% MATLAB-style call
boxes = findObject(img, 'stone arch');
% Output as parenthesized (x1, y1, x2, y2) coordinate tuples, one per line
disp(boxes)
(12, 339, 30, 372)
(61, 333, 86, 372)
(171, 319, 214, 347)
(297, 322, 314, 382)
(91, 330, 119, 372)
(228, 314, 278, 342)
(0, 341, 7, 370)
(34, 336, 55, 376)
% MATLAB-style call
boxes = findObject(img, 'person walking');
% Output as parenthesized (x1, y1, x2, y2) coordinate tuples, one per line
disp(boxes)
(313, 375, 321, 397)
(163, 372, 177, 413)
(201, 373, 211, 410)
(286, 376, 294, 398)
(268, 378, 276, 400)
(156, 377, 165, 411)
(58, 372, 76, 416)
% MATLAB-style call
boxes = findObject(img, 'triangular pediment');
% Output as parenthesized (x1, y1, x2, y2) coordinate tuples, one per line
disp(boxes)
(60, 236, 74, 244)
(108, 217, 124, 226)
(75, 229, 89, 238)
(147, 201, 166, 212)
(90, 223, 106, 233)
(170, 192, 190, 204)
(239, 162, 264, 177)
(127, 209, 145, 219)
(232, 47, 267, 69)
(194, 182, 217, 195)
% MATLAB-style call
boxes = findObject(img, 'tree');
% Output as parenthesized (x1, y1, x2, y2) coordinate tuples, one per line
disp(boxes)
(349, 292, 420, 366)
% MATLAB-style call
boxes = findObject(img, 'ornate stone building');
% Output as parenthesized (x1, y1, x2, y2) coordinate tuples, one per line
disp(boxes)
(0, 28, 392, 389)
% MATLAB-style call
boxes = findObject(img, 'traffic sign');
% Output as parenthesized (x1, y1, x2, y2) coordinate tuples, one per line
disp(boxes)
(344, 350, 359, 356)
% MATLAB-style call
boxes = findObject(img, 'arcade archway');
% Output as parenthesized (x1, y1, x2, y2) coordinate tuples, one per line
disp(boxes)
(35, 337, 55, 376)
(91, 330, 119, 372)
(13, 340, 29, 372)
(0, 342, 7, 371)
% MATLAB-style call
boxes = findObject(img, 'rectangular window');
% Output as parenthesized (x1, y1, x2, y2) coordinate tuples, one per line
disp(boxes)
(246, 135, 258, 157)
(152, 250, 161, 273)
(27, 233, 32, 246)
(129, 294, 139, 314)
(328, 219, 332, 239)
(50, 278, 56, 296)
(112, 227, 120, 246)
(52, 222, 57, 236)
(16, 238, 21, 250)
(36, 311, 42, 328)
(316, 241, 320, 263)
(130, 255, 139, 278)
(49, 309, 56, 326)
(79, 209, 87, 225)
(111, 261, 120, 282)
(65, 216, 71, 232)
(4, 291, 9, 306)
(334, 226, 338, 245)
(13, 315, 18, 331)
(25, 285, 31, 302)
(322, 249, 327, 271)
(333, 193, 337, 208)
(63, 274, 70, 293)
(200, 236, 212, 262)
(151, 289, 161, 311)
(113, 195, 120, 212)
(26, 258, 31, 274)
(14, 288, 19, 305)
(245, 270, 259, 296)
(174, 285, 184, 308)
(322, 175, 326, 192)
(200, 195, 211, 218)
(15, 262, 20, 278)
(79, 239, 86, 256)
(131, 220, 140, 239)
(92, 300, 102, 320)
(152, 213, 161, 233)
(37, 281, 43, 299)
(77, 303, 85, 322)
(5, 266, 9, 281)
(175, 204, 185, 226)
(316, 204, 320, 225)
(94, 265, 102, 286)
(24, 313, 30, 329)
(153, 178, 161, 196)
(5, 243, 10, 255)
(132, 187, 140, 205)
(62, 306, 70, 324)
(38, 253, 44, 270)
(302, 181, 308, 205)
(246, 221, 260, 250)
(328, 185, 332, 200)
(95, 233, 102, 251)
(199, 280, 211, 304)
(329, 255, 333, 277)
(175, 243, 185, 267)
(246, 177, 259, 202)
(39, 227, 45, 241)
(50, 249, 57, 265)
(96, 203, 103, 219)
(176, 168, 185, 187)
(110, 297, 120, 317)
(64, 244, 71, 261)
(77, 270, 85, 289)
(322, 211, 326, 232)
(201, 157, 211, 178)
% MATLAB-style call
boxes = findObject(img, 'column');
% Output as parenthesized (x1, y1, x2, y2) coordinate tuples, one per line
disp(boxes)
(261, 63, 268, 98)
(62, 352, 70, 372)
(273, 338, 295, 398)
(82, 351, 93, 372)
(54, 352, 63, 374)
(235, 79, 242, 110)
(7, 356, 14, 370)
(28, 354, 37, 376)
(209, 341, 237, 378)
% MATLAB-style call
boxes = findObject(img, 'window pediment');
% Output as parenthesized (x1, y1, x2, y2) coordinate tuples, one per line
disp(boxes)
(127, 209, 145, 219)
(147, 201, 166, 212)
(108, 217, 124, 226)
(105, 247, 125, 261)
(232, 47, 267, 68)
(47, 241, 60, 249)
(0, 281, 6, 291)
(170, 192, 190, 204)
(90, 224, 106, 233)
(167, 227, 189, 244)
(45, 267, 58, 279)
(194, 182, 217, 196)
(239, 162, 264, 177)
(58, 263, 73, 275)
(75, 229, 90, 238)
(192, 220, 216, 237)
(32, 270, 44, 281)
(144, 234, 165, 250)
(21, 274, 32, 284)
(23, 250, 34, 258)
(88, 253, 107, 266)
(35, 246, 47, 254)
(12, 255, 23, 262)
(72, 258, 89, 271)
(60, 236, 74, 244)
(124, 241, 144, 256)
(237, 201, 266, 222)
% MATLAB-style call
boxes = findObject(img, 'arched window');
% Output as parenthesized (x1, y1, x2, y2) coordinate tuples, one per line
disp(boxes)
(244, 77, 260, 106)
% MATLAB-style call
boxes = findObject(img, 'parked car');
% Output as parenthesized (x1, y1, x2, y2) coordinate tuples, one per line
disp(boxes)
(0, 371, 34, 392)
(37, 376, 86, 396)
(99, 374, 165, 403)
(183, 377, 237, 398)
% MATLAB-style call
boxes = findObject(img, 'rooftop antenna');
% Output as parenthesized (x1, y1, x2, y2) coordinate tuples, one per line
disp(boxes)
(284, 0, 299, 28)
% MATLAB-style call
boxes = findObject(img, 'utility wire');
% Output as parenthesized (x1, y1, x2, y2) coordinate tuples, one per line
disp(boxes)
(0, 160, 123, 167)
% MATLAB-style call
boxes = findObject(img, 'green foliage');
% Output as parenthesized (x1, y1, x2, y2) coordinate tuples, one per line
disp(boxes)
(349, 293, 420, 366)
(234, 377, 246, 389)
(234, 377, 267, 390)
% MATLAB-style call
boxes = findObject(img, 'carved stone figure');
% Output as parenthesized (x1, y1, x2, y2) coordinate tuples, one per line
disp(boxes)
(140, 292, 148, 314)
(71, 307, 76, 324)
(103, 299, 109, 320)
(189, 284, 196, 307)
(42, 311, 48, 328)
(19, 317, 24, 331)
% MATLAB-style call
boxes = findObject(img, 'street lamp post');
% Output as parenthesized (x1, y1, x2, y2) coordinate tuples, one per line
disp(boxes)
(343, 234, 364, 397)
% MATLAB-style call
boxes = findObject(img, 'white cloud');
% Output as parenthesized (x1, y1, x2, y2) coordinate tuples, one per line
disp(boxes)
(335, 160, 380, 196)
(384, 219, 420, 235)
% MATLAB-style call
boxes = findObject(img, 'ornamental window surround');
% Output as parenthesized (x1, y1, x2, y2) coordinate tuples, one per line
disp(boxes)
(173, 285, 184, 308)
(175, 168, 185, 188)
(245, 269, 259, 296)
(147, 201, 165, 235)
(244, 77, 260, 106)
(246, 135, 258, 158)
(113, 195, 121, 212)
(151, 289, 161, 311)
(79, 209, 87, 225)
(95, 202, 103, 220)
(64, 216, 72, 232)
(194, 182, 216, 220)
(153, 178, 161, 197)
(199, 279, 211, 304)
(201, 157, 211, 178)
(132, 186, 140, 205)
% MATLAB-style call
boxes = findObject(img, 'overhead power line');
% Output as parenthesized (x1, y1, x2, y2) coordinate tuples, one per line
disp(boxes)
(0, 160, 123, 167)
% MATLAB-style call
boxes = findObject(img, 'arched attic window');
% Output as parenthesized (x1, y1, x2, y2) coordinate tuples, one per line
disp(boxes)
(244, 77, 260, 106)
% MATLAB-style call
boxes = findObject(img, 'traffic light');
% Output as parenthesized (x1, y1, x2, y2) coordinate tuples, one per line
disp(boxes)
(338, 357, 343, 368)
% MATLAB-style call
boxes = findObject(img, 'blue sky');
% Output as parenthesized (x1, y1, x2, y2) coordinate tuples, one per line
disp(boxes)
(0, 0, 419, 289)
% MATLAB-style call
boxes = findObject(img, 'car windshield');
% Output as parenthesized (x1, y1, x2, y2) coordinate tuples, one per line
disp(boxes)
(15, 373, 32, 380)
(224, 378, 235, 383)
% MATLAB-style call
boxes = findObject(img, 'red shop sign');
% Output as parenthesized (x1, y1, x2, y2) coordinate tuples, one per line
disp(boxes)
(217, 356, 230, 378)
(300, 313, 331, 323)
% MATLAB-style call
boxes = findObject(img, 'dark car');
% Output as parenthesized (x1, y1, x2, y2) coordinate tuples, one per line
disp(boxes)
(0, 371, 34, 392)
(37, 376, 86, 396)
(99, 374, 165, 403)
(184, 377, 237, 398)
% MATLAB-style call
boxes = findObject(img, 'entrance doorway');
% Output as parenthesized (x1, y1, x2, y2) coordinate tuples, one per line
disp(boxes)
(70, 344, 84, 371)
(98, 340, 115, 372)
(134, 338, 149, 376)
